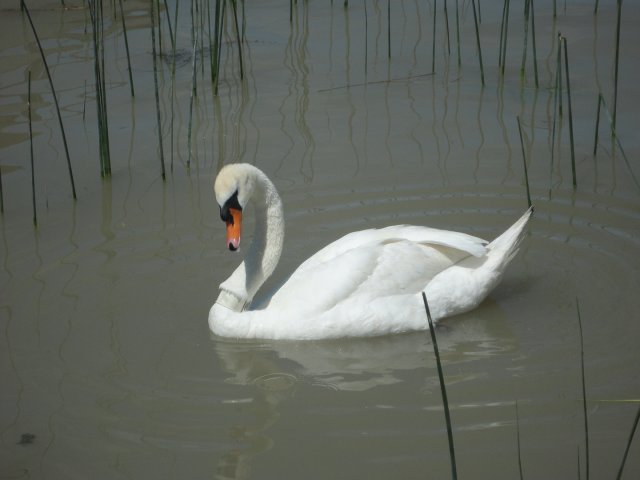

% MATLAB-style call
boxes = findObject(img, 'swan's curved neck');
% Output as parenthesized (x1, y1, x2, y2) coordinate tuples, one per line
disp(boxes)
(215, 167, 284, 311)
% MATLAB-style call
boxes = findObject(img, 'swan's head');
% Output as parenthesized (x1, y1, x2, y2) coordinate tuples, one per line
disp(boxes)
(214, 164, 257, 251)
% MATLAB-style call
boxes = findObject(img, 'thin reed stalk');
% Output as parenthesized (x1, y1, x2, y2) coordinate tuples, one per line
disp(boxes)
(471, 0, 485, 85)
(520, 0, 530, 82)
(28, 71, 37, 226)
(118, 0, 135, 97)
(515, 401, 524, 480)
(517, 116, 532, 208)
(89, 0, 112, 177)
(150, 0, 166, 180)
(431, 0, 437, 73)
(163, 0, 175, 47)
(170, 1, 179, 171)
(593, 93, 640, 192)
(364, 0, 368, 75)
(230, 0, 244, 79)
(550, 35, 561, 172)
(576, 298, 590, 480)
(530, 0, 539, 87)
(615, 406, 640, 480)
(498, 0, 510, 76)
(422, 292, 457, 480)
(593, 93, 602, 155)
(612, 0, 622, 132)
(188, 17, 198, 169)
(455, 0, 461, 66)
(387, 0, 391, 59)
(562, 36, 577, 187)
(21, 0, 77, 199)
(520, 0, 538, 88)
(443, 0, 450, 55)
(212, 0, 226, 95)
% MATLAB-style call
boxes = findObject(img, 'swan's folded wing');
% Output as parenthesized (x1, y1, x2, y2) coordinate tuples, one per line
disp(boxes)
(265, 237, 471, 315)
(293, 225, 487, 276)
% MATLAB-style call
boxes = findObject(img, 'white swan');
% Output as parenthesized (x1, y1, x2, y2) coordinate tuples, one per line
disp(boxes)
(209, 163, 533, 340)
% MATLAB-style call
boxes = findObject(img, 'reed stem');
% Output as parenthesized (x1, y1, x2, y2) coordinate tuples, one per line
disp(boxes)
(387, 0, 391, 59)
(593, 93, 602, 155)
(517, 116, 532, 209)
(498, 0, 510, 76)
(422, 292, 457, 480)
(443, 0, 450, 56)
(520, 0, 530, 82)
(612, 0, 622, 133)
(28, 71, 37, 226)
(431, 0, 437, 73)
(471, 0, 485, 85)
(150, 0, 166, 180)
(516, 401, 524, 480)
(615, 406, 640, 480)
(170, 0, 179, 171)
(576, 298, 590, 480)
(188, 17, 198, 169)
(530, 0, 539, 88)
(21, 0, 77, 199)
(455, 0, 461, 66)
(118, 0, 134, 97)
(562, 36, 577, 187)
(230, 0, 244, 79)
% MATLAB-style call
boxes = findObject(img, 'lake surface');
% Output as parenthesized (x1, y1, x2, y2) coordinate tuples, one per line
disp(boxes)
(1, 0, 639, 478)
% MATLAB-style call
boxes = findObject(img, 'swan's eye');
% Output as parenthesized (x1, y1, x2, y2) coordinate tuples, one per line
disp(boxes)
(219, 190, 242, 223)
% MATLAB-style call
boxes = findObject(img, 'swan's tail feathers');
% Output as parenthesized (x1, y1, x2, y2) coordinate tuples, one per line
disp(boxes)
(486, 206, 534, 266)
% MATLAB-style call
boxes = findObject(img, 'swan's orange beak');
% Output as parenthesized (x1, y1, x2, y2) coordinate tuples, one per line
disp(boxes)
(226, 208, 242, 251)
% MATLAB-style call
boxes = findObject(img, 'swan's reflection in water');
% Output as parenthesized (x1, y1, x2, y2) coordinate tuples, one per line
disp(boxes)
(211, 301, 517, 479)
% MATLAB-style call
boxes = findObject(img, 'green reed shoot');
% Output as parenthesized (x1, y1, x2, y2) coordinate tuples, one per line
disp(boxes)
(28, 71, 37, 226)
(117, 0, 134, 97)
(550, 35, 561, 173)
(422, 292, 457, 480)
(520, 0, 539, 87)
(212, 0, 226, 94)
(431, 0, 436, 73)
(230, 0, 244, 79)
(612, 0, 622, 131)
(150, 0, 166, 180)
(455, 0, 461, 66)
(615, 406, 640, 480)
(188, 14, 199, 169)
(387, 0, 391, 60)
(517, 116, 532, 209)
(170, 0, 179, 171)
(89, 0, 111, 177)
(364, 0, 368, 75)
(562, 36, 577, 187)
(21, 0, 77, 199)
(530, 0, 539, 87)
(498, 0, 510, 76)
(515, 401, 524, 480)
(443, 0, 450, 56)
(593, 93, 603, 156)
(576, 298, 590, 480)
(471, 0, 485, 85)
(593, 93, 640, 192)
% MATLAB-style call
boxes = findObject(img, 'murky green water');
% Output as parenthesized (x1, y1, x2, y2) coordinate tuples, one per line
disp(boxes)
(1, 0, 639, 478)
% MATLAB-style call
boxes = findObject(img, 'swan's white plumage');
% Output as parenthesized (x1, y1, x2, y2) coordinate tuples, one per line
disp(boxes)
(209, 164, 533, 340)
